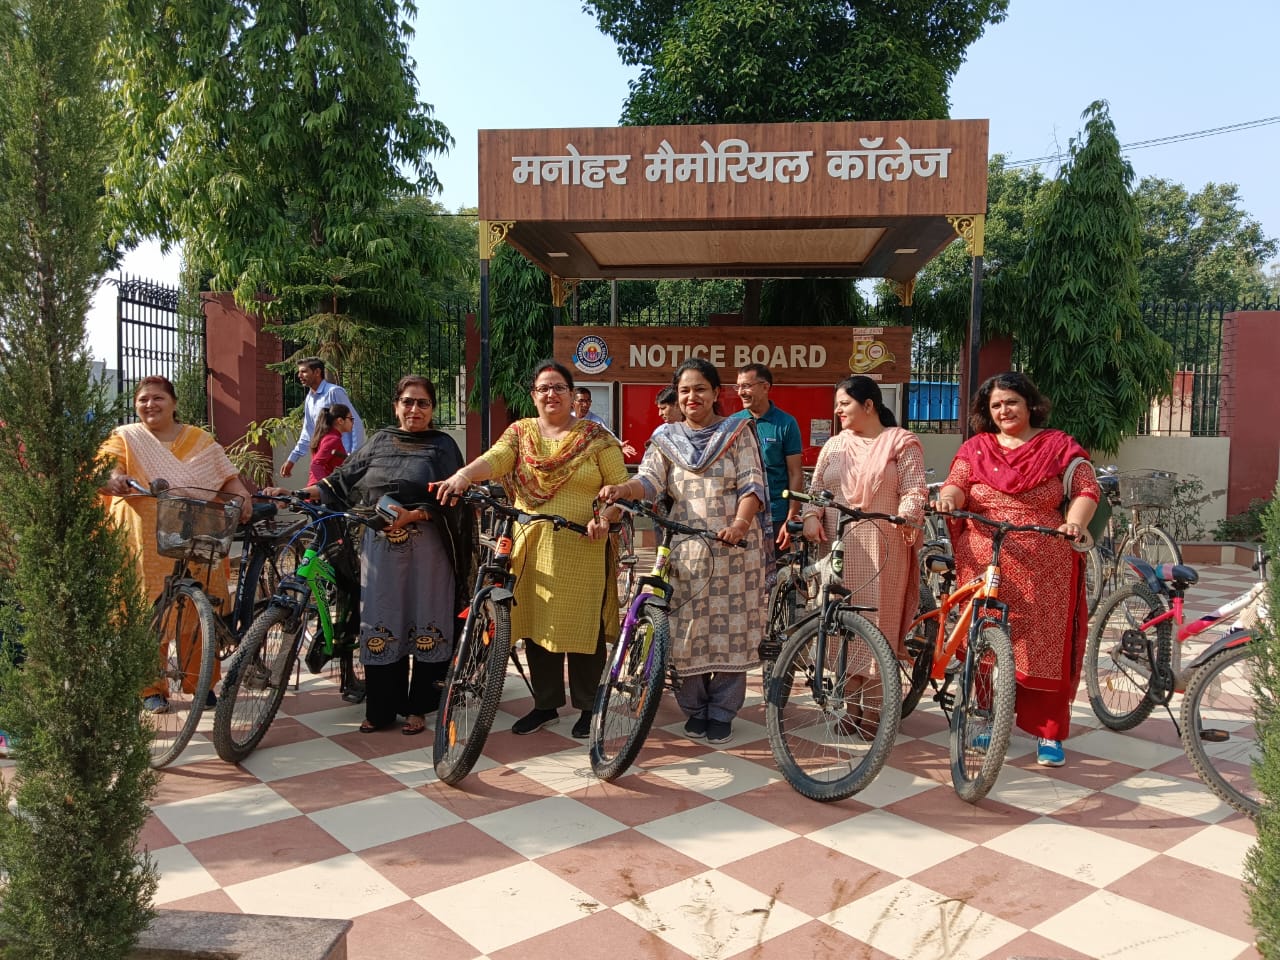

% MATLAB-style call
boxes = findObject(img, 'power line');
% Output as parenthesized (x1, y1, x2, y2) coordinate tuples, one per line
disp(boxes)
(1004, 115, 1280, 168)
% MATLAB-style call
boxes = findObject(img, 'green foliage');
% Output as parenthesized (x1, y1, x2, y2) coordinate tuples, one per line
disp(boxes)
(587, 0, 1009, 125)
(480, 246, 557, 418)
(1214, 497, 1273, 543)
(103, 0, 457, 356)
(761, 278, 865, 326)
(1246, 486, 1280, 956)
(1162, 474, 1225, 543)
(1135, 178, 1278, 304)
(1021, 102, 1174, 456)
(0, 0, 158, 953)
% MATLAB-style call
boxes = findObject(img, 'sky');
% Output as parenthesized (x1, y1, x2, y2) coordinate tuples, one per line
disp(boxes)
(86, 0, 1280, 362)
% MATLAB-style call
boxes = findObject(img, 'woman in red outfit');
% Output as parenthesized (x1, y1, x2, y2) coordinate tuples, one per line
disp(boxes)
(934, 373, 1098, 768)
(307, 404, 352, 485)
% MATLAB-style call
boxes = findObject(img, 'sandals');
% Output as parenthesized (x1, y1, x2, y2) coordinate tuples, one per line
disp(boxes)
(358, 719, 394, 734)
(402, 715, 427, 736)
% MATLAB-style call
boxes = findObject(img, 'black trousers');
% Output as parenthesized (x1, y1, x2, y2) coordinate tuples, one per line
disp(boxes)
(363, 656, 447, 727)
(523, 632, 606, 712)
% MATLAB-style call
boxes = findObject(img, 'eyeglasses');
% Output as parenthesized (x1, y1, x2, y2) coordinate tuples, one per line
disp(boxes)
(397, 397, 432, 409)
(736, 380, 765, 391)
(532, 384, 571, 396)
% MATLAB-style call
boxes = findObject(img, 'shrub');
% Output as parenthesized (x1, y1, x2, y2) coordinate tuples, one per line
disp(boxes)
(1216, 498, 1272, 543)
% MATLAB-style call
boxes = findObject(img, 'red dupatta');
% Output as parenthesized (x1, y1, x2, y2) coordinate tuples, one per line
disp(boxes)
(957, 429, 1088, 495)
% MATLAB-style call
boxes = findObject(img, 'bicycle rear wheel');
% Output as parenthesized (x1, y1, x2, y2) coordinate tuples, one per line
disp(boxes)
(1084, 545, 1105, 615)
(1084, 583, 1170, 730)
(765, 610, 901, 802)
(900, 587, 937, 719)
(433, 597, 512, 785)
(1180, 643, 1260, 818)
(147, 584, 217, 769)
(949, 625, 1015, 804)
(212, 603, 300, 763)
(590, 601, 670, 781)
(1130, 524, 1181, 570)
(761, 565, 805, 680)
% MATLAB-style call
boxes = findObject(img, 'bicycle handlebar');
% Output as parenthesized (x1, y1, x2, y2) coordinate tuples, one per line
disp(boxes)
(943, 508, 1078, 542)
(597, 497, 746, 548)
(460, 484, 589, 536)
(255, 493, 382, 529)
(782, 488, 910, 527)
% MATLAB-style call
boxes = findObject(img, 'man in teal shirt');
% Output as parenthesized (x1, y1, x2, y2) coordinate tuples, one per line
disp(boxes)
(733, 363, 803, 547)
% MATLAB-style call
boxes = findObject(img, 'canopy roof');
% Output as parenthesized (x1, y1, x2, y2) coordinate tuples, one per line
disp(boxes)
(477, 119, 988, 281)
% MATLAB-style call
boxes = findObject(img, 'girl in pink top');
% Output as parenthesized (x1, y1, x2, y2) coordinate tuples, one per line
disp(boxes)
(307, 404, 352, 485)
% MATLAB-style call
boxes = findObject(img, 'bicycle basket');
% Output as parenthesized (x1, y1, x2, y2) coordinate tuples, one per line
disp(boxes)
(155, 487, 243, 562)
(1117, 470, 1177, 509)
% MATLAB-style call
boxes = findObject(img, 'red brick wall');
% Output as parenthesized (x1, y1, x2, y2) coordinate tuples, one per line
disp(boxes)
(201, 293, 282, 449)
(1221, 311, 1280, 513)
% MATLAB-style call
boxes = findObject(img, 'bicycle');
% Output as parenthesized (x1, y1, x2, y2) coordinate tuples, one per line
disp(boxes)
(1084, 467, 1182, 614)
(433, 484, 588, 785)
(901, 508, 1079, 803)
(760, 518, 818, 673)
(125, 480, 248, 768)
(761, 489, 904, 803)
(612, 509, 639, 613)
(212, 495, 370, 763)
(589, 498, 743, 781)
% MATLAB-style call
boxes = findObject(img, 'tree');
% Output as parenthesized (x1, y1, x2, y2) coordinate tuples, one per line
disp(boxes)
(0, 0, 159, 954)
(482, 246, 557, 419)
(1135, 177, 1278, 304)
(103, 0, 455, 376)
(1021, 102, 1173, 455)
(585, 0, 1010, 322)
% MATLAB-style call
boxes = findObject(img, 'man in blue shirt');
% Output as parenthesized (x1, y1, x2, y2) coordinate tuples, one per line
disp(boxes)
(280, 357, 365, 478)
(733, 363, 803, 547)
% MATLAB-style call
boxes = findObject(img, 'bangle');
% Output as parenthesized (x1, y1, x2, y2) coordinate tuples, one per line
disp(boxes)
(732, 517, 750, 529)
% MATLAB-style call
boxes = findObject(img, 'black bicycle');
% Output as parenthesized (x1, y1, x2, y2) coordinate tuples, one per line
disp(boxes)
(433, 484, 588, 785)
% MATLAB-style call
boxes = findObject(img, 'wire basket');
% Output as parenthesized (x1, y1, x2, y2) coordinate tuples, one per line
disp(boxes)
(1117, 470, 1177, 509)
(155, 487, 243, 562)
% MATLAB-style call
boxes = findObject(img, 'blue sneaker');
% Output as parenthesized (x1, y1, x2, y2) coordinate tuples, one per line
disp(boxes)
(142, 694, 170, 714)
(969, 730, 990, 753)
(1037, 738, 1065, 767)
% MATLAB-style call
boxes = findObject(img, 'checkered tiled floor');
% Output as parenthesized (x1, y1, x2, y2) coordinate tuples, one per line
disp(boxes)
(3, 563, 1266, 959)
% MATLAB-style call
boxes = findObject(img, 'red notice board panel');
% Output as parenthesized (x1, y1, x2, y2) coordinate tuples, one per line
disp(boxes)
(619, 383, 837, 466)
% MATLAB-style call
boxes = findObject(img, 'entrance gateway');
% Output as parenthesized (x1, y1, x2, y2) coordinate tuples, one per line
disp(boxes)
(475, 119, 990, 445)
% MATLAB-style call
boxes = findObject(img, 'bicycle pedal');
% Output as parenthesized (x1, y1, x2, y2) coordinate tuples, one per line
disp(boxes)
(757, 637, 783, 662)
(1199, 728, 1230, 743)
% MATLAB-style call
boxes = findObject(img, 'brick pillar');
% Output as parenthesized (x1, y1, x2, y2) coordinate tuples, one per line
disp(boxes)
(958, 335, 1014, 421)
(201, 293, 281, 449)
(1221, 311, 1280, 513)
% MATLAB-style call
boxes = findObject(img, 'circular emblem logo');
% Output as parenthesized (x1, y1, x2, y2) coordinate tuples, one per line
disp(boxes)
(572, 335, 612, 375)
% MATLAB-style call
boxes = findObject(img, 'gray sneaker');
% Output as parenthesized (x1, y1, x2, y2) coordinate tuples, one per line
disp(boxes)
(706, 719, 733, 744)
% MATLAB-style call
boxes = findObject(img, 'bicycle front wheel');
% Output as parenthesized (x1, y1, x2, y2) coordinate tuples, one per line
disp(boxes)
(212, 603, 300, 763)
(590, 601, 670, 781)
(1084, 545, 1105, 615)
(1130, 524, 1181, 571)
(1084, 583, 1170, 730)
(765, 610, 901, 802)
(433, 597, 512, 785)
(1180, 643, 1260, 818)
(949, 625, 1016, 804)
(147, 584, 217, 769)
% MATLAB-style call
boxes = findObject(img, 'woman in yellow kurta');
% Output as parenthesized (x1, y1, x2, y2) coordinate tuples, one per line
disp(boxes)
(435, 360, 628, 739)
(100, 376, 254, 711)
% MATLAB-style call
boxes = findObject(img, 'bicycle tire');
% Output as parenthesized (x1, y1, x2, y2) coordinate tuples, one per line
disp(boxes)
(949, 624, 1015, 804)
(1084, 583, 1170, 730)
(147, 583, 217, 769)
(433, 597, 512, 785)
(1084, 545, 1105, 615)
(901, 586, 937, 719)
(1180, 643, 1260, 818)
(212, 603, 300, 763)
(616, 558, 638, 616)
(590, 601, 670, 781)
(1130, 524, 1182, 570)
(765, 610, 901, 802)
(918, 540, 950, 608)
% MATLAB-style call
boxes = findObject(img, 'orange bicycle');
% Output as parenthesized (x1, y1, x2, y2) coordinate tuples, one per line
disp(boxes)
(903, 509, 1078, 802)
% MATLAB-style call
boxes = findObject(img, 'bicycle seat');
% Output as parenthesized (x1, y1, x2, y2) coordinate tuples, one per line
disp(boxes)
(923, 552, 955, 575)
(1098, 475, 1120, 492)
(1155, 562, 1199, 588)
(245, 501, 278, 526)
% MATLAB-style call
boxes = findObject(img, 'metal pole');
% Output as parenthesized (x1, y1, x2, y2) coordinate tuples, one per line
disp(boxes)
(480, 258, 491, 448)
(965, 254, 984, 439)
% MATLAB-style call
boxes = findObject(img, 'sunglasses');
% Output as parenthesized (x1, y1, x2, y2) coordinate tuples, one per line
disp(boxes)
(398, 397, 432, 409)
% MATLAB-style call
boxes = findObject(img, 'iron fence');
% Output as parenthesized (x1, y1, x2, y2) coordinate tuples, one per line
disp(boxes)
(115, 275, 206, 424)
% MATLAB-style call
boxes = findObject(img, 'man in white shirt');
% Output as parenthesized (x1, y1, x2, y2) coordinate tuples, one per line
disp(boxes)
(280, 357, 365, 478)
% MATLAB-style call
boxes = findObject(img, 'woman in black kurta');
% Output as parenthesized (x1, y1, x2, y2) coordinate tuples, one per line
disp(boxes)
(312, 376, 473, 734)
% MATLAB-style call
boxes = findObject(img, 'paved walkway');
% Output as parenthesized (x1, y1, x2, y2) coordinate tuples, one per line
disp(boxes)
(3, 563, 1266, 959)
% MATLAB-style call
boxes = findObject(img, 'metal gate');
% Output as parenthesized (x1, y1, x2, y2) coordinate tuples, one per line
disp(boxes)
(115, 275, 207, 423)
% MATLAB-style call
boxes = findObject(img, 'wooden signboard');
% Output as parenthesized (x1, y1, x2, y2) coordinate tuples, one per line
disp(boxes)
(553, 326, 913, 385)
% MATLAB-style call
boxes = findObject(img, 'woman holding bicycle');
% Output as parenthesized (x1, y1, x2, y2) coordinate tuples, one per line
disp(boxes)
(435, 360, 627, 740)
(598, 357, 769, 745)
(291, 375, 473, 736)
(934, 372, 1098, 768)
(100, 375, 254, 714)
(801, 376, 928, 662)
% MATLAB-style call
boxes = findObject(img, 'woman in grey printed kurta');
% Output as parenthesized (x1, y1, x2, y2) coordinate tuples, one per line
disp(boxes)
(599, 358, 769, 745)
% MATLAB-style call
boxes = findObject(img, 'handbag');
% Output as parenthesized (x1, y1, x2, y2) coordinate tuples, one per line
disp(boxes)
(1062, 457, 1110, 546)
